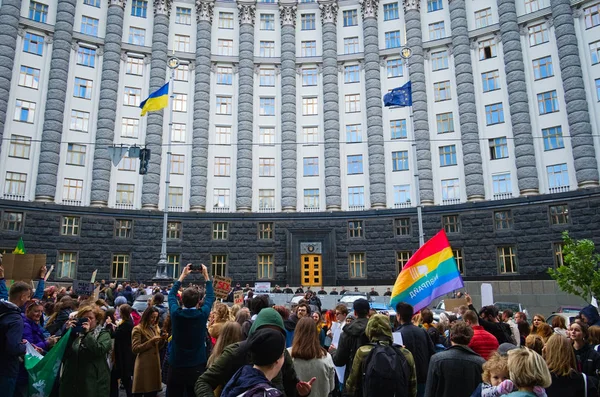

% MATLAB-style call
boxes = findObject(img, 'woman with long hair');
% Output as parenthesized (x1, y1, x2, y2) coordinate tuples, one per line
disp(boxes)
(132, 306, 166, 397)
(543, 334, 596, 396)
(235, 307, 251, 327)
(536, 323, 554, 343)
(288, 317, 335, 397)
(569, 321, 600, 378)
(208, 302, 231, 343)
(45, 295, 76, 336)
(60, 305, 112, 397)
(311, 311, 327, 348)
(208, 321, 243, 367)
(111, 304, 135, 397)
(530, 314, 546, 335)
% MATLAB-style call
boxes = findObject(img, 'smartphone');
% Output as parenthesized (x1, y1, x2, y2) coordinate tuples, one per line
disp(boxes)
(189, 264, 202, 272)
(73, 318, 88, 333)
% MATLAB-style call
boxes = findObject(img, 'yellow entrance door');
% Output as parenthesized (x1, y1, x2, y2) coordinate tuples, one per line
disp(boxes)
(301, 254, 322, 287)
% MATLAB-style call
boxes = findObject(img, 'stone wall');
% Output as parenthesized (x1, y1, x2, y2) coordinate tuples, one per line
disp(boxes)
(1, 189, 599, 288)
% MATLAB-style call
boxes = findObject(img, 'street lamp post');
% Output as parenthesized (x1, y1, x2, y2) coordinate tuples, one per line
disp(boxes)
(154, 56, 180, 281)
(400, 46, 424, 247)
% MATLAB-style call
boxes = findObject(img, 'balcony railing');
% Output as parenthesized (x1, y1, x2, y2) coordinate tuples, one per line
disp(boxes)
(62, 199, 82, 206)
(549, 185, 570, 194)
(114, 203, 134, 210)
(3, 194, 25, 201)
(492, 192, 513, 200)
(394, 202, 411, 209)
(441, 198, 461, 206)
(304, 206, 320, 212)
(348, 205, 365, 211)
(213, 206, 230, 213)
(259, 206, 276, 213)
(168, 206, 183, 212)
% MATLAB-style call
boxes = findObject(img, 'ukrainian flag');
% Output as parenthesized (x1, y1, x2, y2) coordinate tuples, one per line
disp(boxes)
(139, 82, 169, 116)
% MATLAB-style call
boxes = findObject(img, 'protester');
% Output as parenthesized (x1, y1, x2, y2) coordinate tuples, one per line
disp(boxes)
(505, 347, 551, 396)
(531, 314, 546, 335)
(543, 333, 596, 396)
(463, 309, 499, 360)
(424, 321, 486, 397)
(208, 302, 231, 343)
(346, 313, 417, 397)
(0, 269, 32, 396)
(580, 305, 600, 327)
(395, 302, 435, 397)
(220, 328, 287, 397)
(550, 316, 568, 338)
(515, 312, 527, 323)
(207, 322, 243, 368)
(235, 307, 251, 327)
(151, 293, 168, 328)
(60, 305, 112, 397)
(111, 304, 135, 397)
(311, 311, 327, 347)
(536, 323, 553, 343)
(331, 298, 370, 392)
(569, 321, 600, 380)
(334, 304, 349, 329)
(466, 295, 512, 345)
(502, 310, 521, 347)
(421, 308, 443, 346)
(45, 295, 76, 335)
(194, 308, 316, 397)
(288, 317, 335, 397)
(132, 306, 165, 397)
(167, 264, 215, 396)
(589, 325, 600, 349)
(518, 321, 530, 347)
(525, 335, 544, 356)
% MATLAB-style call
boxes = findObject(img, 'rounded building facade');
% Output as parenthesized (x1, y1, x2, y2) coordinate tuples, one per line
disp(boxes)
(0, 0, 600, 299)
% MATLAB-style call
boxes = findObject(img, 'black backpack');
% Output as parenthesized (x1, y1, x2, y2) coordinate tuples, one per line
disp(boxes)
(361, 342, 411, 397)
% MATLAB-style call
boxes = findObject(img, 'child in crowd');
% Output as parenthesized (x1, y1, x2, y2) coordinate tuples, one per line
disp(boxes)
(471, 352, 548, 397)
(220, 328, 287, 397)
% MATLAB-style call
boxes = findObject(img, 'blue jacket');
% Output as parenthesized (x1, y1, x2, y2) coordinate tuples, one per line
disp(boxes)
(0, 277, 44, 379)
(221, 365, 283, 397)
(168, 279, 214, 368)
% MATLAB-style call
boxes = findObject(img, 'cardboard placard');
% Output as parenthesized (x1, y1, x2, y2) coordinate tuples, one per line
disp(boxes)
(481, 283, 494, 307)
(213, 275, 232, 299)
(73, 280, 95, 296)
(234, 290, 244, 305)
(254, 282, 271, 294)
(90, 269, 98, 284)
(443, 298, 468, 313)
(44, 265, 54, 281)
(2, 254, 46, 281)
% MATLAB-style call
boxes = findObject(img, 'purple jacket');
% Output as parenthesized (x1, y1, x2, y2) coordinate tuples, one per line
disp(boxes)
(22, 314, 50, 351)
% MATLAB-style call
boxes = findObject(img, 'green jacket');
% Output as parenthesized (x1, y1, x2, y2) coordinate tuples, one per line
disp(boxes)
(59, 328, 112, 397)
(345, 314, 417, 397)
(194, 341, 300, 397)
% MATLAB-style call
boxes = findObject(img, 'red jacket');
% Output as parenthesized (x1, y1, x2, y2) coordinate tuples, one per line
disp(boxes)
(468, 325, 499, 360)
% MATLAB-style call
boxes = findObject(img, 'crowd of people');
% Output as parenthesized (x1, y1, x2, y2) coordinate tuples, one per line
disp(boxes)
(2, 260, 600, 397)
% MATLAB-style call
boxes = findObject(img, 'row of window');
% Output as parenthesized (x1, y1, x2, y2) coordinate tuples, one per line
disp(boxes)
(2, 159, 571, 206)
(39, 242, 563, 281)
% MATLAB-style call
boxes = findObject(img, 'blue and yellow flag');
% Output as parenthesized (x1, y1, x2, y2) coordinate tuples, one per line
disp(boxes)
(139, 82, 169, 116)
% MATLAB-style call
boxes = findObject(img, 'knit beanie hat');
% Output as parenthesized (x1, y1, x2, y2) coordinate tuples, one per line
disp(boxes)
(247, 328, 286, 366)
(248, 307, 285, 337)
(114, 296, 127, 306)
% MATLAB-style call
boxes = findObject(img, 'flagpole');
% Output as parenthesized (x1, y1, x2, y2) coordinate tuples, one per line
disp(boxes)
(400, 46, 425, 248)
(154, 56, 180, 281)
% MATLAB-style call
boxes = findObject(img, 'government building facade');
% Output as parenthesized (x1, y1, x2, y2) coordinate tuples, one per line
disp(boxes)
(0, 0, 600, 294)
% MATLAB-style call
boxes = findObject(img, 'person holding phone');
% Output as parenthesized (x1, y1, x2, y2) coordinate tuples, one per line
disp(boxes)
(167, 263, 215, 396)
(132, 306, 165, 397)
(60, 305, 112, 397)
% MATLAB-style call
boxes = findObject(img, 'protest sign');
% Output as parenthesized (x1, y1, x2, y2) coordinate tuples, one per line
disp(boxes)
(213, 275, 232, 299)
(443, 298, 468, 313)
(90, 269, 98, 284)
(73, 280, 95, 296)
(44, 265, 54, 281)
(254, 282, 271, 294)
(234, 290, 244, 305)
(2, 254, 46, 281)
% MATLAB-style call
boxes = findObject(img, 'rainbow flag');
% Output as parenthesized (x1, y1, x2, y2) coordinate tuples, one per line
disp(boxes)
(139, 82, 169, 116)
(390, 230, 463, 312)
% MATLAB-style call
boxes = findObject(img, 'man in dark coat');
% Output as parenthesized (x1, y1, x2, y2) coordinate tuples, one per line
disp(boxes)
(331, 299, 370, 394)
(466, 294, 512, 344)
(395, 302, 435, 396)
(282, 285, 294, 294)
(424, 321, 485, 397)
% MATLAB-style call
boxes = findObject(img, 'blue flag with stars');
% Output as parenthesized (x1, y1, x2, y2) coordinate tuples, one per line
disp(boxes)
(384, 81, 412, 107)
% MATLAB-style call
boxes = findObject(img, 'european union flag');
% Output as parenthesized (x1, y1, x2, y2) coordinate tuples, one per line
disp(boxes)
(384, 81, 412, 107)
